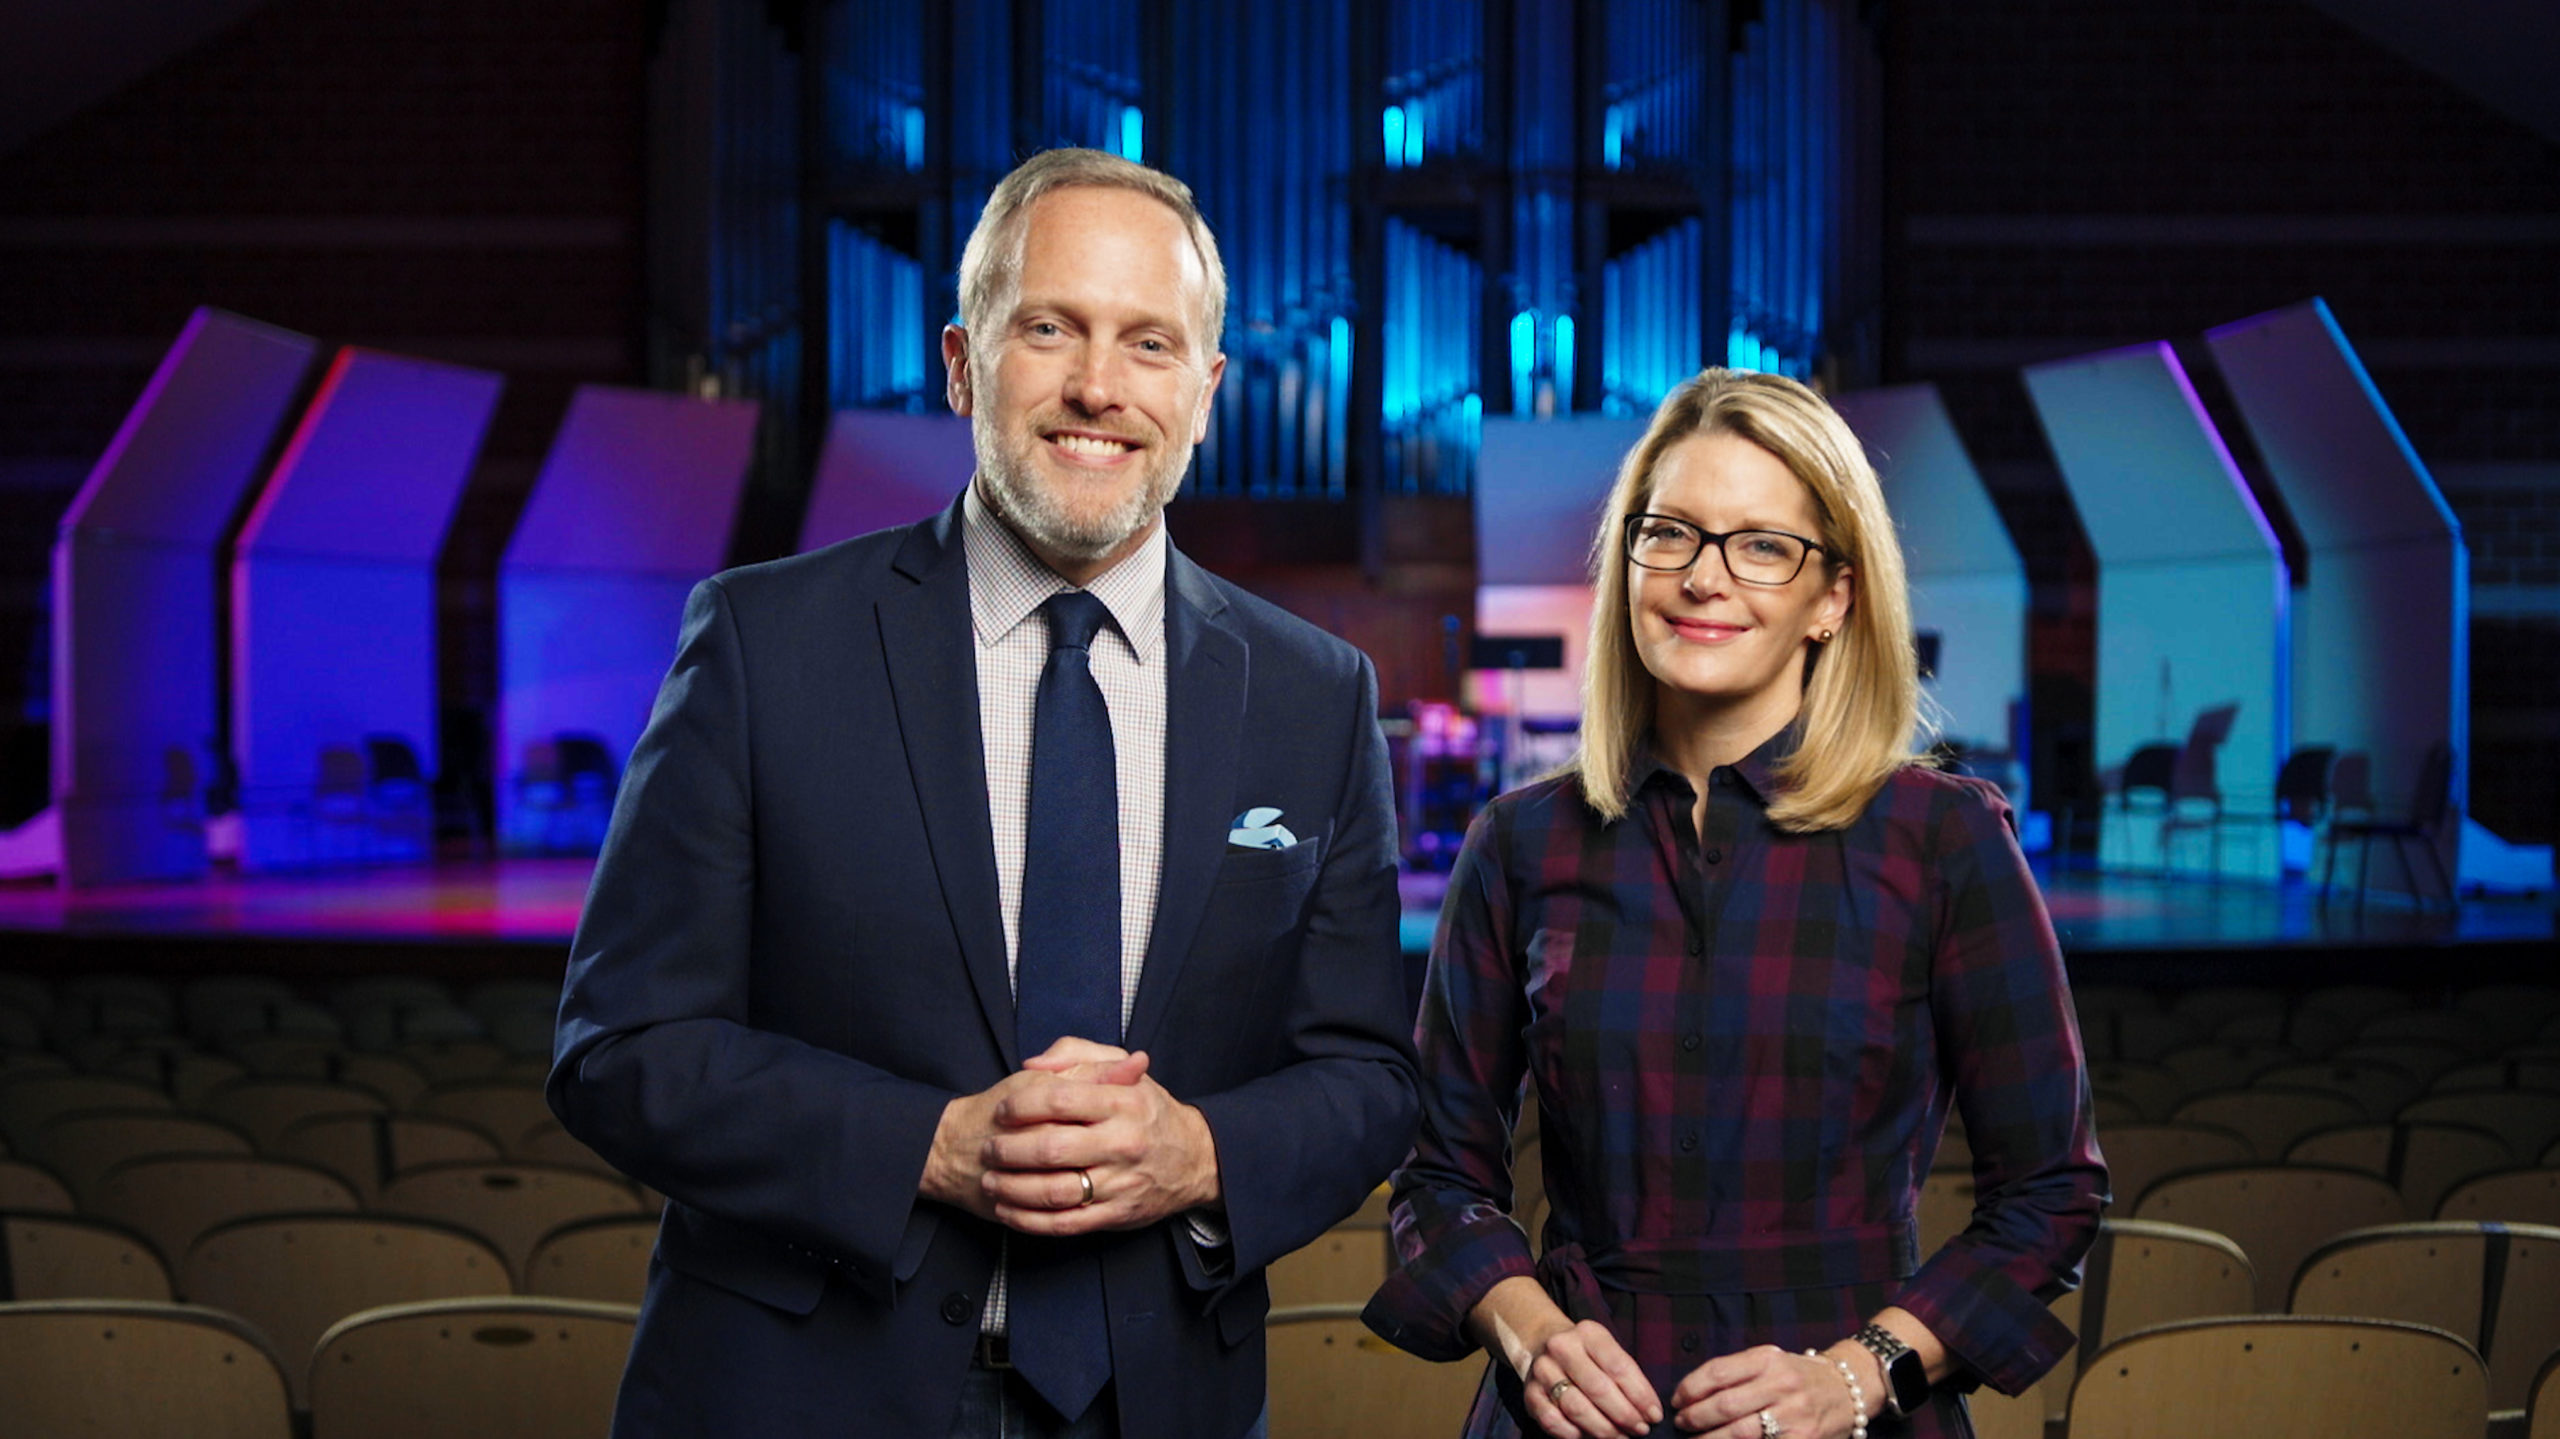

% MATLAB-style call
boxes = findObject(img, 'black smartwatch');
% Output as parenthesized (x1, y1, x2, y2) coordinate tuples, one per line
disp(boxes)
(1853, 1322, 1929, 1419)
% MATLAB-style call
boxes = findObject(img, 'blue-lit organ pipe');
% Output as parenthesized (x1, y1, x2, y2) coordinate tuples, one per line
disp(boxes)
(1603, 217, 1703, 412)
(827, 224, 928, 410)
(1603, 0, 1705, 170)
(706, 1, 800, 480)
(1383, 218, 1480, 494)
(1172, 0, 1354, 497)
(1385, 0, 1482, 166)
(1044, 0, 1143, 154)
(1726, 0, 1855, 379)
(820, 0, 925, 171)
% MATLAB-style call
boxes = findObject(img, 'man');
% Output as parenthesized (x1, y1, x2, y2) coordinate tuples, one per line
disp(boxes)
(549, 148, 1419, 1439)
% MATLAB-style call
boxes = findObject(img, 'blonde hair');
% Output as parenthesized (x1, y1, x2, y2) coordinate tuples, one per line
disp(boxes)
(1575, 368, 1924, 832)
(957, 148, 1227, 356)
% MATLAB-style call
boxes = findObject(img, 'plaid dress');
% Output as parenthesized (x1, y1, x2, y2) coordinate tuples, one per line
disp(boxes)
(1364, 734, 2107, 1437)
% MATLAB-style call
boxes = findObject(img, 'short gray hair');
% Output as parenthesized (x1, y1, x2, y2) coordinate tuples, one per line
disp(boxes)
(956, 148, 1228, 356)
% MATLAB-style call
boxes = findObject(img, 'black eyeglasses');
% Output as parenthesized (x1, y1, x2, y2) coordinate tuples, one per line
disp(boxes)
(1623, 513, 1825, 586)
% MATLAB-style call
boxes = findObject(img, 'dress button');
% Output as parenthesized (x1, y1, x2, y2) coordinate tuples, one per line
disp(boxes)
(939, 1293, 974, 1325)
(1704, 847, 1723, 864)
(1681, 1332, 1703, 1354)
(1681, 1033, 1701, 1052)
(1686, 934, 1703, 956)
(1679, 1131, 1699, 1153)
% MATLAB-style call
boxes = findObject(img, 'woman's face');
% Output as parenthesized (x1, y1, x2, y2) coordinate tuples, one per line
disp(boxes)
(1625, 430, 1854, 736)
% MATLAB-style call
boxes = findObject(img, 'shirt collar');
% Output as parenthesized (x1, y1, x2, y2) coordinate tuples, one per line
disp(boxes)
(962, 479, 1168, 662)
(1631, 722, 1801, 807)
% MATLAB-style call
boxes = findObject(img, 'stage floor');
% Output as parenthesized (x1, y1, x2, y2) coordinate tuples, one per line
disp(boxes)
(0, 857, 2548, 960)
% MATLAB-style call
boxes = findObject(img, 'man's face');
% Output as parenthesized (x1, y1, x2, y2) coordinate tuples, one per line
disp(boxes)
(945, 186, 1226, 574)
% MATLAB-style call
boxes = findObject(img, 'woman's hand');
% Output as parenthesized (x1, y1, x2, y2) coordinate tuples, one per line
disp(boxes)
(1471, 1276, 1663, 1437)
(1667, 1345, 1865, 1437)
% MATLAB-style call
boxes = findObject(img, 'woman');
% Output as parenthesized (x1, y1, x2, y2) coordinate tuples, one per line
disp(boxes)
(1365, 369, 2105, 1439)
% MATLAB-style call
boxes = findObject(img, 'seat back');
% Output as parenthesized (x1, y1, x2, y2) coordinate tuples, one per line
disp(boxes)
(416, 1081, 557, 1159)
(2081, 1218, 2257, 1354)
(184, 1214, 513, 1408)
(2090, 1123, 2252, 1214)
(523, 1214, 660, 1305)
(0, 1072, 174, 1151)
(1268, 1223, 1390, 1308)
(2, 1212, 173, 1300)
(377, 1162, 648, 1284)
(2402, 1092, 2560, 1160)
(2160, 1041, 2296, 1097)
(1917, 1170, 1974, 1256)
(89, 1154, 361, 1276)
(2117, 744, 2179, 804)
(0, 1156, 76, 1213)
(2287, 1121, 2514, 1219)
(2085, 1058, 2187, 1122)
(307, 1297, 637, 1439)
(2253, 1057, 2422, 1121)
(0, 1300, 293, 1439)
(2273, 745, 2334, 824)
(2530, 1347, 2560, 1439)
(278, 1112, 505, 1204)
(2438, 1167, 2560, 1226)
(2134, 1165, 2405, 1310)
(201, 1077, 388, 1151)
(2170, 1086, 2363, 1161)
(1266, 1303, 1488, 1439)
(2291, 1220, 2560, 1411)
(37, 1107, 255, 1201)
(2065, 1315, 2485, 1439)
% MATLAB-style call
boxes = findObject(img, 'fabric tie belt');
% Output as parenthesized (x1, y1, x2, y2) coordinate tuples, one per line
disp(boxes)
(1535, 1220, 1917, 1314)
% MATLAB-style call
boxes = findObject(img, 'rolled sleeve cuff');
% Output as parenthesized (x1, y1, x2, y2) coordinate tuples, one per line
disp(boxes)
(1361, 1207, 1538, 1363)
(1891, 1255, 2079, 1397)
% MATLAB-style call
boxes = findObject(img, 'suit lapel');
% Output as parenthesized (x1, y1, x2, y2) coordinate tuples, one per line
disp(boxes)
(1127, 550, 1245, 1053)
(878, 502, 1020, 1070)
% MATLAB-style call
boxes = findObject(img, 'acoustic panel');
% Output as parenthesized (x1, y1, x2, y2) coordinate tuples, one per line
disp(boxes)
(798, 410, 974, 551)
(1475, 416, 1647, 586)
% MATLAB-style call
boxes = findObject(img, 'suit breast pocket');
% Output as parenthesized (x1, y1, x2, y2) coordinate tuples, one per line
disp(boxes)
(1194, 834, 1327, 957)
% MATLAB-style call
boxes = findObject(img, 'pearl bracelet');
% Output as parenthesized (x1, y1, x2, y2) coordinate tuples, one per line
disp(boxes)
(1805, 1349, 1868, 1439)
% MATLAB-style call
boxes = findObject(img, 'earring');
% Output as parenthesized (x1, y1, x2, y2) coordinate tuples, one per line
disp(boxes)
(1816, 628, 1835, 643)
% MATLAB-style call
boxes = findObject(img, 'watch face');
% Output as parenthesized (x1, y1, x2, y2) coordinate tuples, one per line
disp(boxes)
(1885, 1349, 1928, 1413)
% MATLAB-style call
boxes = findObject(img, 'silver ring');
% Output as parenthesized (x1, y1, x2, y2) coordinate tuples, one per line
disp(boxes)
(1759, 1409, 1782, 1439)
(1548, 1379, 1577, 1405)
(1076, 1169, 1096, 1206)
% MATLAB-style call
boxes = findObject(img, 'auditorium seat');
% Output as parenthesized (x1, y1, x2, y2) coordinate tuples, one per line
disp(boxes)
(2285, 1120, 2513, 1221)
(1265, 1303, 1486, 1439)
(178, 977, 304, 1046)
(2089, 1090, 2142, 1126)
(1, 1212, 173, 1301)
(376, 1162, 649, 1285)
(184, 1213, 513, 1407)
(2085, 1058, 2187, 1122)
(1269, 1221, 1390, 1308)
(397, 1037, 511, 1084)
(1918, 1171, 1974, 1255)
(2359, 1007, 2498, 1058)
(0, 1071, 175, 1152)
(0, 999, 42, 1049)
(2169, 986, 2287, 1037)
(2005, 1218, 2254, 1435)
(2134, 1165, 2404, 1311)
(278, 1112, 506, 1205)
(89, 1154, 361, 1277)
(35, 1107, 256, 1202)
(2088, 1122, 2251, 1213)
(2437, 1167, 2560, 1226)
(2400, 1091, 2560, 1164)
(2295, 985, 2408, 1032)
(2455, 985, 2560, 1052)
(2530, 1348, 2560, 1439)
(417, 1081, 558, 1159)
(2331, 1037, 2472, 1086)
(2063, 1315, 2485, 1439)
(2169, 1085, 2362, 1162)
(2250, 1056, 2423, 1121)
(523, 1213, 659, 1305)
(95, 1046, 251, 1110)
(0, 1155, 76, 1213)
(200, 1076, 388, 1152)
(306, 1297, 638, 1439)
(2433, 1052, 2560, 1095)
(2159, 1040, 2297, 1096)
(2290, 1220, 2560, 1413)
(513, 1120, 625, 1181)
(2213, 1005, 2349, 1056)
(0, 1299, 293, 1439)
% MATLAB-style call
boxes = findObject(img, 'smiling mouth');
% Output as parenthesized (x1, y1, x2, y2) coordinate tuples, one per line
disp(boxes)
(1667, 617, 1748, 642)
(1046, 431, 1141, 459)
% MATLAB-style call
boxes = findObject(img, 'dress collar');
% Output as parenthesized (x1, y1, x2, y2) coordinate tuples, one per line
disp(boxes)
(961, 480, 1168, 662)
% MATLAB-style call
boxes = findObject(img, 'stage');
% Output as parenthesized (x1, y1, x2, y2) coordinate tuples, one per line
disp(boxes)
(0, 856, 2549, 988)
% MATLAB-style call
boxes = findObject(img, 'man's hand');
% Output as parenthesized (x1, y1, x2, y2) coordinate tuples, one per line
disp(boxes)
(919, 1038, 1219, 1234)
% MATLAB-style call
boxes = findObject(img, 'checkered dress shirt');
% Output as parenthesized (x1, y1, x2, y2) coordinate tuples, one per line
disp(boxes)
(962, 483, 1169, 1337)
(1365, 731, 2107, 1435)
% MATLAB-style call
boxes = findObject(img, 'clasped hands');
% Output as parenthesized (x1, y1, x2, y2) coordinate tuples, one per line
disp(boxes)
(1494, 1288, 1869, 1439)
(922, 1036, 1221, 1235)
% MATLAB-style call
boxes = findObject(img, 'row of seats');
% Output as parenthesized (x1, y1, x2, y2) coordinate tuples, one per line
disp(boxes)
(2072, 980, 2560, 1064)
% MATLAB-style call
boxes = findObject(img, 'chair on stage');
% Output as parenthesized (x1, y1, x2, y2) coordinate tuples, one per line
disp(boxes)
(184, 1213, 513, 1408)
(306, 1297, 637, 1439)
(2271, 743, 2336, 874)
(523, 1214, 659, 1306)
(1, 1212, 173, 1301)
(2063, 1315, 2486, 1439)
(2104, 742, 2180, 871)
(0, 1300, 293, 1439)
(2134, 1164, 2404, 1311)
(2290, 1220, 2560, 1414)
(2156, 704, 2238, 873)
(2323, 741, 2457, 911)
(1266, 1303, 1488, 1439)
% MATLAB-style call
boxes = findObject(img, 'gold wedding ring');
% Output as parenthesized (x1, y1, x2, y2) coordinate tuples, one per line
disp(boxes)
(1076, 1168, 1096, 1206)
(1549, 1379, 1578, 1405)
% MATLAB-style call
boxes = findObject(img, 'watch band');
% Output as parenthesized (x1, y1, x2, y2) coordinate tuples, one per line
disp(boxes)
(1852, 1322, 1926, 1418)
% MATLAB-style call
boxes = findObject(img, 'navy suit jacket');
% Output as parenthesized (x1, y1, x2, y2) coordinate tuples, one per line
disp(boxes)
(549, 500, 1420, 1438)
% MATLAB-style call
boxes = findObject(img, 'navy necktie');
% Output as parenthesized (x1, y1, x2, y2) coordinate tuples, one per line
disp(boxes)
(1008, 589, 1119, 1422)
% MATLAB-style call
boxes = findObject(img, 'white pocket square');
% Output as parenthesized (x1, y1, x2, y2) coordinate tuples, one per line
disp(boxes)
(1228, 806, 1296, 849)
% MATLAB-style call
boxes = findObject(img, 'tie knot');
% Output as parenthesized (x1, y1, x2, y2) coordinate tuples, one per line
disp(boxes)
(1043, 590, 1111, 653)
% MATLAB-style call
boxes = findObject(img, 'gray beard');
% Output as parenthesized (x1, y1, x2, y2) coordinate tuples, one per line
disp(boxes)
(972, 413, 1190, 563)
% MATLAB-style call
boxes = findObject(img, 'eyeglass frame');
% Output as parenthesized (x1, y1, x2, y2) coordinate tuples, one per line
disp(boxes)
(1621, 512, 1830, 587)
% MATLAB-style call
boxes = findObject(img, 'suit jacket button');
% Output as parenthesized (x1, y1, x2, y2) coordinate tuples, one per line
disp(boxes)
(940, 1293, 975, 1325)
